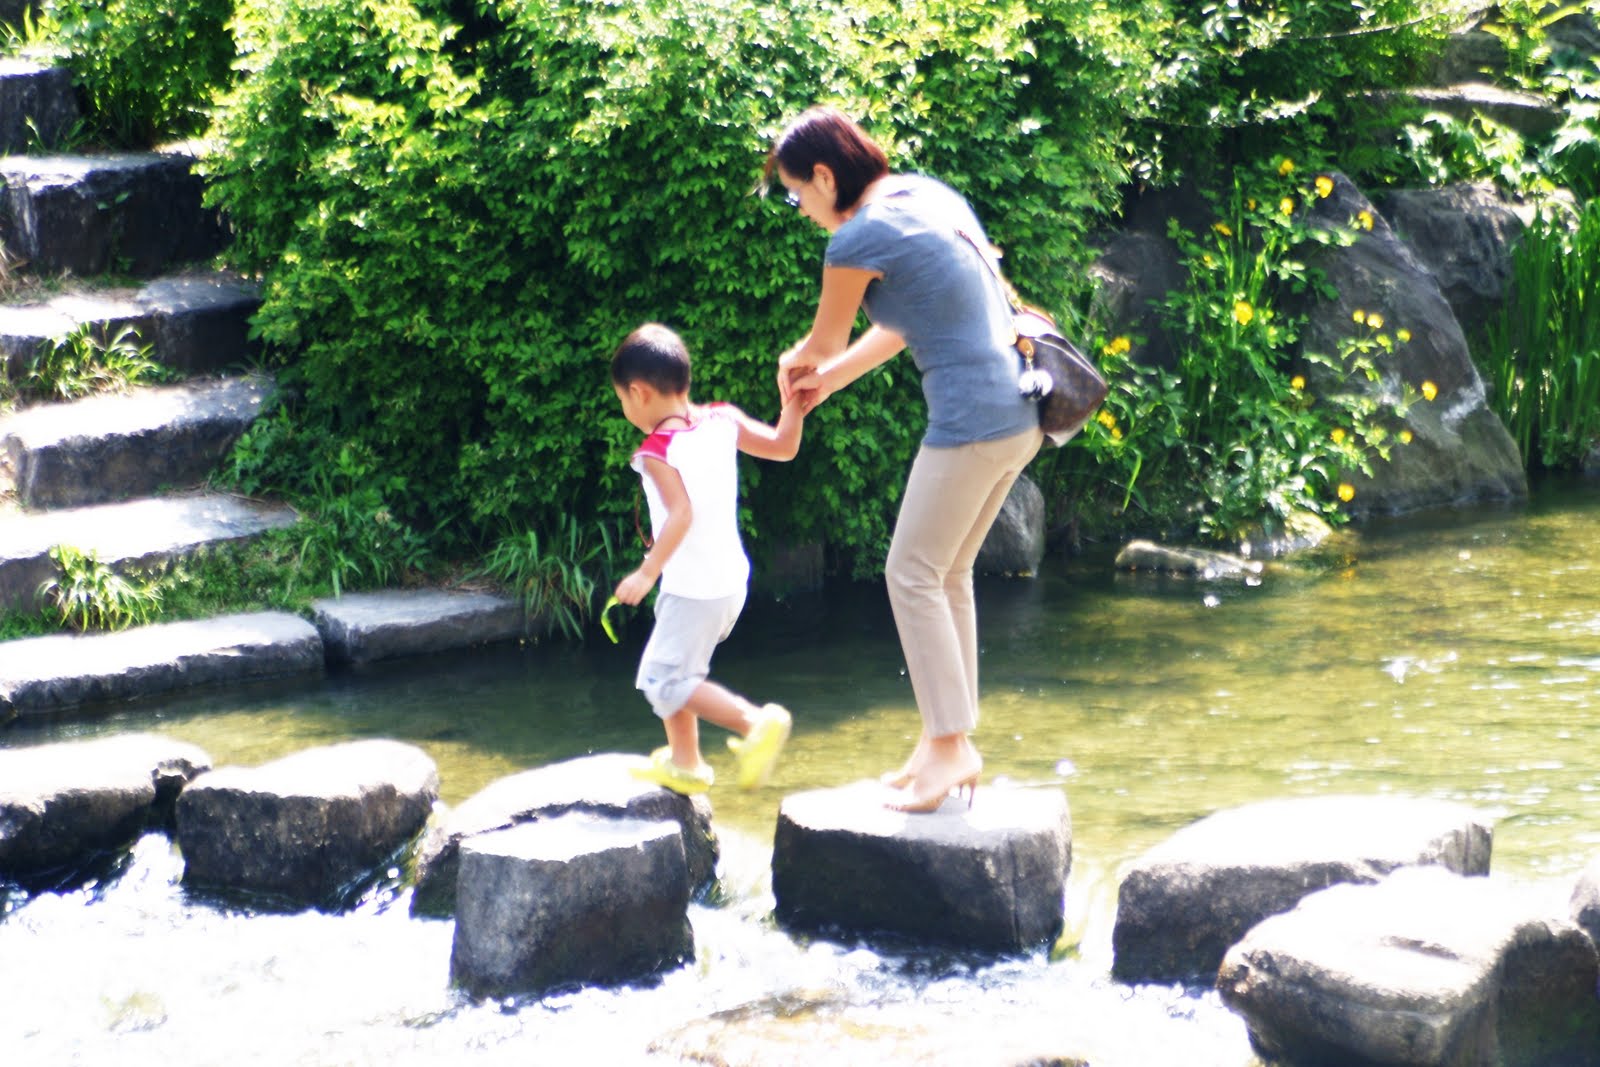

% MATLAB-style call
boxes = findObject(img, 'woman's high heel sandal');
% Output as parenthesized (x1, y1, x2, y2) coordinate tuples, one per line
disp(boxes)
(888, 769, 980, 814)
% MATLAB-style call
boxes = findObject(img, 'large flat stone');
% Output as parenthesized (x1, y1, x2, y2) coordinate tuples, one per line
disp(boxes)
(0, 492, 298, 611)
(410, 753, 717, 917)
(312, 588, 523, 666)
(0, 732, 210, 884)
(1, 374, 272, 508)
(0, 611, 322, 723)
(1112, 794, 1494, 985)
(1219, 867, 1600, 1066)
(175, 739, 439, 908)
(450, 815, 694, 998)
(0, 151, 225, 276)
(0, 272, 260, 378)
(0, 61, 77, 154)
(771, 780, 1072, 953)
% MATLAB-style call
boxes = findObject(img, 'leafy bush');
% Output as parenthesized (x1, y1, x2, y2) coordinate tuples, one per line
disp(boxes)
(27, 0, 235, 145)
(2, 324, 166, 406)
(203, 0, 1151, 578)
(1480, 201, 1600, 471)
(470, 516, 617, 642)
(38, 544, 162, 631)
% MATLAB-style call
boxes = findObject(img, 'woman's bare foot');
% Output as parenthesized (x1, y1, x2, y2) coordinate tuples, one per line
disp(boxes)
(889, 734, 982, 813)
(880, 734, 930, 789)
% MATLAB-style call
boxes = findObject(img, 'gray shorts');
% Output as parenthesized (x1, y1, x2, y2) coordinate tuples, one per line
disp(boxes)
(635, 590, 747, 718)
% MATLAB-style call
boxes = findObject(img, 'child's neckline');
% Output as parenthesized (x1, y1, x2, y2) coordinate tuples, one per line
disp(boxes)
(651, 410, 693, 433)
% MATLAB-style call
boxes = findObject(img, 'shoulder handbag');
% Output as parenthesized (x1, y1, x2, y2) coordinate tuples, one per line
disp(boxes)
(957, 229, 1109, 447)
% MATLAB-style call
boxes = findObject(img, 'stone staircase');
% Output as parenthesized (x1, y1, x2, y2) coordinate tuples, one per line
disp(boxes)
(0, 59, 523, 725)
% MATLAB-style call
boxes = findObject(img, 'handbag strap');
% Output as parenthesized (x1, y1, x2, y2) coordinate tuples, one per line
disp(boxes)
(954, 227, 1022, 316)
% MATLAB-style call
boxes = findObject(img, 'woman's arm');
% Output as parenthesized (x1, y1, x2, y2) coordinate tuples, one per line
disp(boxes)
(791, 324, 905, 410)
(778, 265, 879, 403)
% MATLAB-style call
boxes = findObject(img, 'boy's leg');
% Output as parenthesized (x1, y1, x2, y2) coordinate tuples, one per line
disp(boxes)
(636, 591, 747, 768)
(662, 707, 702, 769)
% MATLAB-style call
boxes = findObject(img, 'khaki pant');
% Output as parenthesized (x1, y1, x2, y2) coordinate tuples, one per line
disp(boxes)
(885, 426, 1043, 737)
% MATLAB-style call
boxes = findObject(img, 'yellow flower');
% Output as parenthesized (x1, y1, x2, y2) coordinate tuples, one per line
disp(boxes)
(1357, 210, 1374, 231)
(1352, 309, 1366, 324)
(1106, 335, 1132, 355)
(1202, 253, 1216, 268)
(1421, 380, 1438, 401)
(1331, 427, 1347, 444)
(1399, 429, 1414, 444)
(1367, 312, 1384, 329)
(1315, 175, 1334, 198)
(1213, 222, 1233, 237)
(1279, 197, 1295, 216)
(1247, 198, 1257, 211)
(1097, 410, 1117, 429)
(1233, 300, 1254, 325)
(1290, 375, 1306, 391)
(1279, 158, 1295, 176)
(1397, 328, 1412, 343)
(1111, 426, 1123, 441)
(1338, 483, 1355, 502)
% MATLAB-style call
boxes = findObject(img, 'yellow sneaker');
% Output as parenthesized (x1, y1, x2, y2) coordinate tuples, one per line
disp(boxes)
(728, 704, 791, 789)
(629, 747, 714, 795)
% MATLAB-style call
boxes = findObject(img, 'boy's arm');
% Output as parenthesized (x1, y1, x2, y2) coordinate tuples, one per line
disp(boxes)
(614, 457, 691, 605)
(729, 396, 805, 462)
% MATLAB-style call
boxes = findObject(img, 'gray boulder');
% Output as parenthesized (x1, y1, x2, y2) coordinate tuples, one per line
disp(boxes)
(1112, 794, 1493, 984)
(1113, 539, 1263, 579)
(976, 473, 1045, 577)
(1573, 855, 1600, 949)
(1376, 183, 1525, 339)
(771, 780, 1071, 953)
(1219, 866, 1600, 1066)
(410, 752, 717, 917)
(311, 588, 523, 666)
(0, 732, 210, 884)
(1295, 173, 1527, 516)
(175, 739, 438, 908)
(449, 815, 693, 998)
(0, 61, 77, 154)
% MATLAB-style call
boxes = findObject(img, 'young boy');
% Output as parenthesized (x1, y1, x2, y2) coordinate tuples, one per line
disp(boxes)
(611, 322, 805, 794)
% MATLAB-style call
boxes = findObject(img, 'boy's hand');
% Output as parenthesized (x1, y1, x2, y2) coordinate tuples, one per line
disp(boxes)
(614, 568, 657, 606)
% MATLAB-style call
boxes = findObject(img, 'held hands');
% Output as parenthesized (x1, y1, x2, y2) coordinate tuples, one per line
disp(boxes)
(778, 343, 830, 415)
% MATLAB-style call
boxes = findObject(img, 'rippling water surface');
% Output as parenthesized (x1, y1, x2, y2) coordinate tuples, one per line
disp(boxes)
(4, 483, 1599, 1065)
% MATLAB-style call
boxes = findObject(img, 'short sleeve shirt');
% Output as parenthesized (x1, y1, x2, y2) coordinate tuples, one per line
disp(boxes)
(824, 175, 1038, 448)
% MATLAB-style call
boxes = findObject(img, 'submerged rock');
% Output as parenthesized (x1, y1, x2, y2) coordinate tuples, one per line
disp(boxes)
(450, 814, 693, 999)
(771, 780, 1071, 953)
(1112, 794, 1493, 984)
(175, 739, 438, 908)
(0, 732, 210, 885)
(410, 752, 717, 917)
(1219, 866, 1600, 1066)
(1114, 539, 1263, 579)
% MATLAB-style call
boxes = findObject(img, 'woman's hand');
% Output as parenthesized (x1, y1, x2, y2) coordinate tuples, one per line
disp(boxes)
(777, 340, 822, 405)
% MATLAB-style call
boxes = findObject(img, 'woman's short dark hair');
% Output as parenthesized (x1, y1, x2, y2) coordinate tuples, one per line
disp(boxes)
(765, 106, 890, 213)
(611, 323, 691, 394)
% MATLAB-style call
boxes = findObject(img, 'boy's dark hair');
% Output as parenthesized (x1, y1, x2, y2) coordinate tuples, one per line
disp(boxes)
(764, 106, 890, 213)
(611, 322, 691, 394)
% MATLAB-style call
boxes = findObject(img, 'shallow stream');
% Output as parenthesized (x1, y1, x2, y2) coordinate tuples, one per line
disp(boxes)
(3, 482, 1599, 1065)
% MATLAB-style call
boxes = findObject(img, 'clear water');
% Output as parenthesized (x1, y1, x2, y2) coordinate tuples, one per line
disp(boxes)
(4, 482, 1599, 1065)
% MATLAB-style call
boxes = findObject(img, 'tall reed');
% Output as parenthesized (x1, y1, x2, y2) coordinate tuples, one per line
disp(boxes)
(1482, 201, 1600, 472)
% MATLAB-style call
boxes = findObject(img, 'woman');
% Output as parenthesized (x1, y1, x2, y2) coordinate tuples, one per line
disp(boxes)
(768, 107, 1043, 813)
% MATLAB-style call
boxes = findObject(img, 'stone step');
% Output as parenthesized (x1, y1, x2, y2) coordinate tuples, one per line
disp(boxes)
(0, 374, 272, 509)
(0, 272, 261, 379)
(312, 588, 524, 667)
(0, 492, 298, 611)
(771, 779, 1073, 953)
(0, 151, 225, 277)
(0, 610, 321, 724)
(0, 60, 78, 154)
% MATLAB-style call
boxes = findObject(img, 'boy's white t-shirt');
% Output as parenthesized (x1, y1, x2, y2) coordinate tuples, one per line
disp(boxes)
(630, 403, 750, 600)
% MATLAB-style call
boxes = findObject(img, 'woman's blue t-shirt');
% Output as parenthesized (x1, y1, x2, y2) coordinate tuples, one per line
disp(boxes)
(824, 174, 1038, 448)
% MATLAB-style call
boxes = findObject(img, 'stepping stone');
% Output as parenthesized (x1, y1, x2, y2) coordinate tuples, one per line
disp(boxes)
(1, 374, 272, 508)
(0, 61, 77, 154)
(175, 739, 439, 908)
(450, 814, 694, 998)
(771, 780, 1072, 953)
(312, 588, 523, 667)
(0, 732, 210, 885)
(0, 151, 225, 276)
(1112, 794, 1494, 985)
(1574, 855, 1600, 949)
(0, 272, 261, 378)
(0, 492, 298, 612)
(1219, 866, 1600, 1066)
(0, 611, 322, 724)
(410, 752, 718, 917)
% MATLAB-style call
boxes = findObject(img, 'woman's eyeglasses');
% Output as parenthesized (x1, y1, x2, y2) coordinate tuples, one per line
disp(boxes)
(784, 188, 801, 208)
